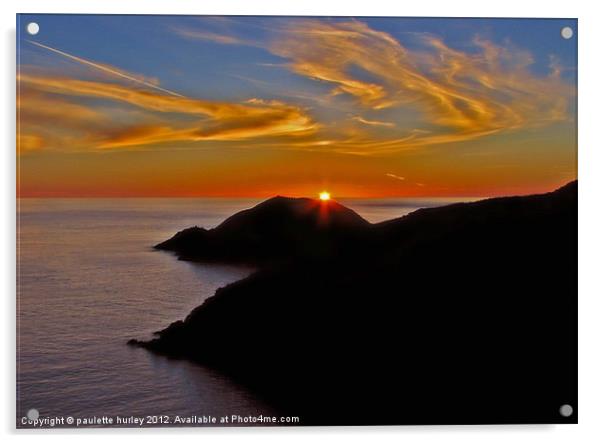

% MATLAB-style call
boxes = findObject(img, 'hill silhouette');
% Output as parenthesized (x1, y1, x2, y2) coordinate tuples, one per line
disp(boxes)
(155, 196, 370, 264)
(130, 181, 577, 425)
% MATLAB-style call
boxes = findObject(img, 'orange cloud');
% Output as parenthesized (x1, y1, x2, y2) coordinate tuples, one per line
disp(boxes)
(18, 134, 45, 152)
(17, 74, 318, 150)
(352, 116, 395, 128)
(17, 89, 111, 153)
(265, 20, 573, 151)
(18, 90, 107, 129)
(21, 22, 575, 156)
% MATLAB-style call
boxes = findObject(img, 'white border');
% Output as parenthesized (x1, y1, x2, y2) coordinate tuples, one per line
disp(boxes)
(3, 1, 602, 442)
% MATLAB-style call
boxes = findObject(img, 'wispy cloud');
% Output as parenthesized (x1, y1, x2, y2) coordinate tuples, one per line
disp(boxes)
(353, 116, 395, 128)
(18, 73, 317, 150)
(171, 19, 573, 154)
(385, 173, 406, 181)
(266, 20, 573, 151)
(18, 134, 45, 152)
(17, 89, 110, 153)
(173, 29, 249, 46)
(22, 20, 575, 156)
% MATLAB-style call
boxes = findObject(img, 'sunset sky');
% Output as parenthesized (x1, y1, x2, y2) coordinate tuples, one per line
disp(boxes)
(17, 15, 577, 197)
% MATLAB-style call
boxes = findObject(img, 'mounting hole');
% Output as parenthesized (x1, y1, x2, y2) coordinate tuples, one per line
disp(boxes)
(561, 26, 573, 40)
(559, 404, 573, 417)
(26, 408, 39, 420)
(26, 22, 40, 36)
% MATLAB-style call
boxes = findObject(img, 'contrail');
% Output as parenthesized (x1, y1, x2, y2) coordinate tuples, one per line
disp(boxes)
(27, 40, 184, 97)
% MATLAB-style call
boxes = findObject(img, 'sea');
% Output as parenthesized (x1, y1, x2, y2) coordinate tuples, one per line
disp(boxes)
(16, 197, 472, 427)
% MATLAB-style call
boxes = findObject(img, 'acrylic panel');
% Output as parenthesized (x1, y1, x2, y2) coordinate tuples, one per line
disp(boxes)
(16, 14, 577, 428)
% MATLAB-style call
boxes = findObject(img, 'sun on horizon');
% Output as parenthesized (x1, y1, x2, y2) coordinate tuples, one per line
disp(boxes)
(319, 191, 331, 201)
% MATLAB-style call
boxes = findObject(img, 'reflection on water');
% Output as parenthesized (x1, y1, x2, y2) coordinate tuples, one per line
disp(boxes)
(17, 197, 471, 425)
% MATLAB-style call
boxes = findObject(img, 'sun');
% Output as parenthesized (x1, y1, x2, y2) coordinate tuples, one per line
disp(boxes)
(319, 191, 331, 201)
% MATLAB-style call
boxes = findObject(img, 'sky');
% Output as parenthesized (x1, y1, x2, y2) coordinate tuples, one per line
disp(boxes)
(17, 15, 577, 198)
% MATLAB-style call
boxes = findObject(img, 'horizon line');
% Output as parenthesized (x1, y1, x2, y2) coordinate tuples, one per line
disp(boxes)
(13, 194, 513, 200)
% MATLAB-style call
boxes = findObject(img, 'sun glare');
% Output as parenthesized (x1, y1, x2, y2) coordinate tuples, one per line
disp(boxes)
(319, 191, 331, 201)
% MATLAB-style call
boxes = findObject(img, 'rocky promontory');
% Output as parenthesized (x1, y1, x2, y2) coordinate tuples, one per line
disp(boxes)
(130, 182, 577, 425)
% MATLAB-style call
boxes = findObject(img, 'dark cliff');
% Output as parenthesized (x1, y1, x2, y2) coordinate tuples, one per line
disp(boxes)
(131, 181, 577, 425)
(155, 196, 370, 264)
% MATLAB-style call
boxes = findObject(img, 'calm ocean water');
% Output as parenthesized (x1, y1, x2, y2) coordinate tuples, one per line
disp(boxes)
(16, 197, 471, 426)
